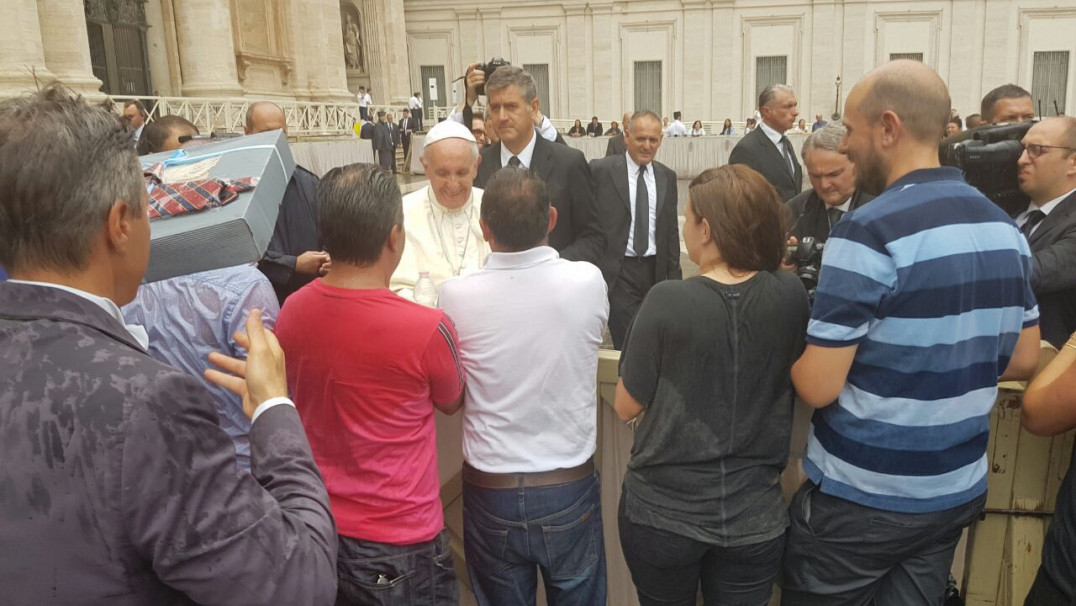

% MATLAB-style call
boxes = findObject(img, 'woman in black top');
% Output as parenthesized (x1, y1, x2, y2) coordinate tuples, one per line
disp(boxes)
(568, 119, 586, 137)
(615, 164, 809, 606)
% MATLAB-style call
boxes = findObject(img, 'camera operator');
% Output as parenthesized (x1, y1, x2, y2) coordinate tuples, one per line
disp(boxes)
(786, 123, 874, 245)
(452, 61, 564, 145)
(982, 84, 1036, 125)
(1016, 116, 1076, 348)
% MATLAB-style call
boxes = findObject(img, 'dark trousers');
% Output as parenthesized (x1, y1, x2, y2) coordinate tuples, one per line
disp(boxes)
(618, 494, 784, 606)
(609, 255, 656, 350)
(377, 148, 393, 170)
(360, 106, 369, 121)
(1025, 567, 1074, 605)
(781, 482, 985, 606)
(335, 528, 457, 606)
(463, 471, 606, 606)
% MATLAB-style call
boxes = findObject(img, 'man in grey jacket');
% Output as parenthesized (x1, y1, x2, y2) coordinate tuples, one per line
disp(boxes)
(0, 85, 338, 605)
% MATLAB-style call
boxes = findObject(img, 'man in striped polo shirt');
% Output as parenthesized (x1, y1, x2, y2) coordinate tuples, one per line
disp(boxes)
(781, 60, 1042, 605)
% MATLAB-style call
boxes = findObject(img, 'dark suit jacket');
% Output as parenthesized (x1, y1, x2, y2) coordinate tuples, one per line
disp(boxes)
(728, 126, 803, 201)
(1027, 190, 1076, 348)
(605, 134, 627, 157)
(359, 121, 375, 140)
(373, 121, 393, 151)
(398, 117, 415, 143)
(475, 132, 605, 264)
(0, 283, 337, 605)
(587, 122, 604, 137)
(258, 165, 321, 305)
(590, 155, 681, 287)
(389, 122, 401, 147)
(786, 189, 875, 244)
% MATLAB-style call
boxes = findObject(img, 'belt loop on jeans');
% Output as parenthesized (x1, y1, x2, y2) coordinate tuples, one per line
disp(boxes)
(462, 458, 595, 490)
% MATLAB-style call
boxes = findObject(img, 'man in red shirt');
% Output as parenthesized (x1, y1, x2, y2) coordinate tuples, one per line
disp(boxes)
(276, 163, 465, 606)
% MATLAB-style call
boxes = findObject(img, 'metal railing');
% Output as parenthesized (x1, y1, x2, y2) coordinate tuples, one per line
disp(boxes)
(111, 95, 448, 139)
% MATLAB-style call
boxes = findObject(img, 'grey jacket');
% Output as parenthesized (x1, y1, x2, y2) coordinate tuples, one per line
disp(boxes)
(0, 282, 337, 605)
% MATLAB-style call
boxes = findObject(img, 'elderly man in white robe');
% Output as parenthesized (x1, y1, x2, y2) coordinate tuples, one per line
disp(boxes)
(391, 120, 490, 301)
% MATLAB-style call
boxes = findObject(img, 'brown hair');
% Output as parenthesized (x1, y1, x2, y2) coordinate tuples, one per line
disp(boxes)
(688, 164, 785, 272)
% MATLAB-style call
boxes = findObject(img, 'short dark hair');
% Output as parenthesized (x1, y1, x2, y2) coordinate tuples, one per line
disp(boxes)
(948, 116, 963, 129)
(480, 168, 551, 252)
(317, 163, 402, 266)
(123, 99, 147, 116)
(136, 114, 198, 155)
(981, 84, 1032, 122)
(688, 164, 784, 273)
(673, 111, 682, 120)
(376, 110, 386, 117)
(965, 113, 983, 128)
(0, 85, 143, 273)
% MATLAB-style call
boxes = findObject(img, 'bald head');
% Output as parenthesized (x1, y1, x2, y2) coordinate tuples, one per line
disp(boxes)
(245, 101, 287, 135)
(855, 60, 951, 145)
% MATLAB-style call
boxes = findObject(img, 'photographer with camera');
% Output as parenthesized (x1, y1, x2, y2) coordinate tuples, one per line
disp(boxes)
(451, 59, 563, 145)
(1016, 116, 1076, 349)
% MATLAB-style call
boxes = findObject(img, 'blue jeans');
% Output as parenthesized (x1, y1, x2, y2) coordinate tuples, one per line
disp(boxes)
(335, 528, 457, 606)
(463, 471, 607, 606)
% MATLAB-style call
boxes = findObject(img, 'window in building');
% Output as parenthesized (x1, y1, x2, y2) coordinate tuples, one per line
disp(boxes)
(890, 53, 925, 62)
(755, 56, 788, 100)
(522, 64, 552, 117)
(419, 65, 447, 119)
(634, 61, 662, 117)
(1033, 51, 1069, 117)
(83, 0, 152, 95)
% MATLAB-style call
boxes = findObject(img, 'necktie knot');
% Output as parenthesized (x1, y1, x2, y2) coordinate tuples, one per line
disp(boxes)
(827, 206, 844, 227)
(1021, 209, 1046, 237)
(508, 156, 521, 168)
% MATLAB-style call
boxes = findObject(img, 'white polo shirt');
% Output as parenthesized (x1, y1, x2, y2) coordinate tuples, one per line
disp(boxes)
(438, 246, 609, 473)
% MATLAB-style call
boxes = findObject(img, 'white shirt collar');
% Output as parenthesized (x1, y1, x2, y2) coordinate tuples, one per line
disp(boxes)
(759, 120, 784, 146)
(483, 246, 559, 270)
(828, 197, 852, 213)
(1027, 186, 1076, 217)
(7, 279, 149, 349)
(500, 129, 538, 169)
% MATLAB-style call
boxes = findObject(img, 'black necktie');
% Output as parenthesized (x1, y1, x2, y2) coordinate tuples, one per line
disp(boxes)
(827, 207, 844, 229)
(780, 136, 796, 179)
(634, 164, 649, 256)
(508, 156, 521, 168)
(1021, 209, 1046, 238)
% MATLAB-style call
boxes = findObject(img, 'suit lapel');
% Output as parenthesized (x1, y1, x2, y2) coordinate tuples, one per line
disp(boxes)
(756, 128, 794, 187)
(612, 155, 631, 213)
(530, 133, 555, 184)
(1030, 190, 1076, 247)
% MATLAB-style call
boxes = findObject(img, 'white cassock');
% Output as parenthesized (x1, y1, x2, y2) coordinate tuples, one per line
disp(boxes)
(390, 184, 490, 301)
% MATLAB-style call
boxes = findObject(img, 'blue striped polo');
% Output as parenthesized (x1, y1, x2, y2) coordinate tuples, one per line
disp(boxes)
(804, 167, 1039, 513)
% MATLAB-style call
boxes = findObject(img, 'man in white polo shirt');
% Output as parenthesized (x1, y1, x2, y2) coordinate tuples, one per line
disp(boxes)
(438, 167, 609, 606)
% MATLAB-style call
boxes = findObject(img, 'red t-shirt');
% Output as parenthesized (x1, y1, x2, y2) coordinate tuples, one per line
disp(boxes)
(276, 281, 464, 544)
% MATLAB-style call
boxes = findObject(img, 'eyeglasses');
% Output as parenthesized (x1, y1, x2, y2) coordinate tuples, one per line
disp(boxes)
(1024, 143, 1076, 160)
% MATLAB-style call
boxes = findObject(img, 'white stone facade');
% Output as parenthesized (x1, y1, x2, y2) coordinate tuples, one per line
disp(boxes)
(403, 0, 1076, 122)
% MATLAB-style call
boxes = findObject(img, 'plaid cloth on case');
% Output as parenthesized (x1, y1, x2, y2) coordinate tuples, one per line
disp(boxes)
(143, 163, 258, 219)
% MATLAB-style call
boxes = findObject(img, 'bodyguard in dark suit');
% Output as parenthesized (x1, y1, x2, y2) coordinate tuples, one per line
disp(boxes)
(606, 111, 633, 157)
(0, 85, 337, 606)
(1015, 117, 1076, 349)
(729, 84, 803, 201)
(475, 65, 605, 264)
(591, 111, 681, 349)
(373, 110, 394, 171)
(399, 108, 416, 166)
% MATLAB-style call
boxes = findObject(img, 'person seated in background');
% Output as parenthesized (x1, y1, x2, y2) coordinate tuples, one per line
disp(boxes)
(136, 114, 199, 154)
(1021, 330, 1076, 605)
(587, 115, 604, 137)
(615, 164, 809, 606)
(0, 84, 337, 606)
(390, 120, 489, 301)
(123, 262, 280, 471)
(276, 163, 464, 606)
(946, 116, 963, 136)
(607, 120, 622, 138)
(690, 120, 705, 136)
(720, 118, 734, 135)
(744, 117, 757, 132)
(965, 113, 984, 129)
(662, 116, 670, 134)
(786, 123, 874, 246)
(569, 118, 586, 137)
(438, 168, 609, 606)
(812, 113, 828, 131)
(794, 118, 809, 133)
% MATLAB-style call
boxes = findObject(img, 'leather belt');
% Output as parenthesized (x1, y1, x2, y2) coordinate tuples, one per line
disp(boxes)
(623, 255, 656, 262)
(462, 458, 595, 490)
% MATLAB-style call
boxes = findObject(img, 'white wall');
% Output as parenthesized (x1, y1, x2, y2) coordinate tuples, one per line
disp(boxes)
(402, 0, 1076, 122)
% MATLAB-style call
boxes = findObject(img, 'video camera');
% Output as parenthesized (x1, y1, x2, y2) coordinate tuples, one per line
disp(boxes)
(939, 121, 1034, 217)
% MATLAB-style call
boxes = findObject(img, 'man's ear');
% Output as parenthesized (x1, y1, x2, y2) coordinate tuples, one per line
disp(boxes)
(387, 223, 405, 254)
(479, 218, 493, 243)
(106, 198, 136, 253)
(879, 110, 901, 147)
(547, 206, 558, 235)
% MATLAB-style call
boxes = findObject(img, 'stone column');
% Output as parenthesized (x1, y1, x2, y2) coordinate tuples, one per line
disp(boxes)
(36, 0, 104, 97)
(565, 5, 590, 119)
(0, 0, 54, 98)
(368, 0, 411, 104)
(174, 0, 243, 97)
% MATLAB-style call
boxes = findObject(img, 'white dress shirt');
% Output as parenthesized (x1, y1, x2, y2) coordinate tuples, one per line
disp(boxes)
(499, 130, 538, 169)
(409, 95, 423, 110)
(665, 119, 688, 137)
(759, 120, 796, 176)
(625, 153, 658, 257)
(1018, 187, 1076, 236)
(437, 246, 609, 473)
(390, 185, 489, 301)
